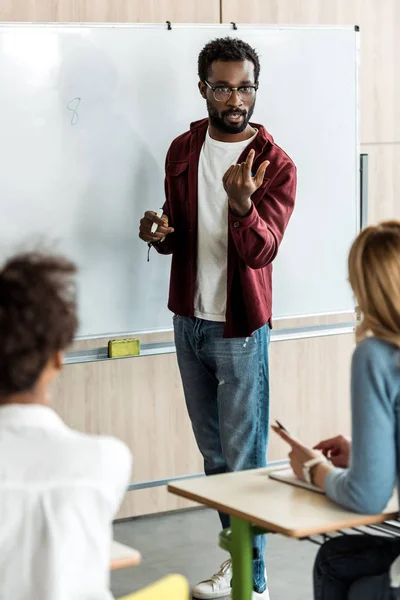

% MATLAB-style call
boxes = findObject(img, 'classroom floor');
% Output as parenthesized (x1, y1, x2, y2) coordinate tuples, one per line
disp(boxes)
(112, 507, 319, 599)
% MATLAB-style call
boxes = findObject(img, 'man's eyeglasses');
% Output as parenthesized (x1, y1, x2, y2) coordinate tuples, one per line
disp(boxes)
(204, 80, 258, 103)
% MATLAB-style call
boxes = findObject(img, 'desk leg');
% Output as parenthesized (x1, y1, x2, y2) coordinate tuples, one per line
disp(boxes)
(230, 517, 253, 600)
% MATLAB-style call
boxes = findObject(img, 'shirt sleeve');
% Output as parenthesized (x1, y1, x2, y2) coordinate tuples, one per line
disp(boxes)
(228, 162, 296, 269)
(324, 340, 396, 514)
(99, 437, 133, 516)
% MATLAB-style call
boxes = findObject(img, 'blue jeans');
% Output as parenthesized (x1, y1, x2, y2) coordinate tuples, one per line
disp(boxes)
(314, 535, 400, 600)
(173, 316, 270, 594)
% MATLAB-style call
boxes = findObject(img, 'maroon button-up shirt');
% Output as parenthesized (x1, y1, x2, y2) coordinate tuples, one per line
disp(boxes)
(155, 118, 297, 337)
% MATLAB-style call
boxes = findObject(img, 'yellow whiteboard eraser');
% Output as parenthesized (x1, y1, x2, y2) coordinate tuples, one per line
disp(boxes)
(108, 339, 140, 358)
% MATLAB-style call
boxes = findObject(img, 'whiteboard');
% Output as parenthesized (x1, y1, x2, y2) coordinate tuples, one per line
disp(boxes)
(0, 23, 359, 338)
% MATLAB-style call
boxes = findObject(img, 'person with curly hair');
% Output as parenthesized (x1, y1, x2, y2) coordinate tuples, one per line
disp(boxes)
(0, 252, 132, 600)
(139, 37, 297, 599)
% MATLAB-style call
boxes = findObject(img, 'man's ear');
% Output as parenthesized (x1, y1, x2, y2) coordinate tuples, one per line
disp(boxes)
(198, 81, 207, 99)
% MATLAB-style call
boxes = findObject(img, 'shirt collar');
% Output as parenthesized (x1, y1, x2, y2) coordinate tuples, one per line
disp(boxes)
(0, 404, 67, 430)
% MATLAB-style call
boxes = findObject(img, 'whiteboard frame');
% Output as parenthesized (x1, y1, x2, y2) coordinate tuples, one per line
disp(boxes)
(0, 22, 361, 341)
(0, 22, 359, 30)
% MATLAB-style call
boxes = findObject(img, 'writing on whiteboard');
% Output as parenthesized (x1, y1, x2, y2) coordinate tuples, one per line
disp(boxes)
(67, 97, 81, 126)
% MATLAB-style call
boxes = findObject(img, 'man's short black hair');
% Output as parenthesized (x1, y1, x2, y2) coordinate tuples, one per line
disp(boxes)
(198, 37, 260, 83)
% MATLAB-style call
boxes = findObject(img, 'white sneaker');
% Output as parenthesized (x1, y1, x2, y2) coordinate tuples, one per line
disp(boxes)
(252, 589, 270, 599)
(192, 559, 232, 599)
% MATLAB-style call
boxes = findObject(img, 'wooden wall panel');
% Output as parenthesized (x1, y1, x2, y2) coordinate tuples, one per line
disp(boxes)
(53, 327, 354, 518)
(0, 0, 219, 23)
(53, 348, 203, 518)
(221, 0, 400, 145)
(269, 333, 354, 461)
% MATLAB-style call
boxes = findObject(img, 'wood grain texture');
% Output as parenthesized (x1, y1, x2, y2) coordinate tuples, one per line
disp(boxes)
(268, 332, 354, 461)
(273, 312, 356, 330)
(221, 0, 400, 145)
(0, 0, 219, 23)
(53, 348, 203, 518)
(118, 486, 200, 519)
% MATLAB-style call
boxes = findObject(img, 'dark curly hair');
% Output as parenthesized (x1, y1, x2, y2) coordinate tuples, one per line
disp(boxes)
(0, 252, 78, 396)
(198, 37, 260, 83)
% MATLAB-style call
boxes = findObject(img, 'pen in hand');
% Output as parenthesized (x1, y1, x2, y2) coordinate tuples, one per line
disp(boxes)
(275, 420, 291, 435)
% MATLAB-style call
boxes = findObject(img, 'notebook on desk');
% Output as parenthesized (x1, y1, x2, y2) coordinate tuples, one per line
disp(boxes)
(268, 467, 325, 494)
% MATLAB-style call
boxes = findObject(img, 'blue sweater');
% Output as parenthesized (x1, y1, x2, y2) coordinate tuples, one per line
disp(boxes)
(325, 337, 400, 514)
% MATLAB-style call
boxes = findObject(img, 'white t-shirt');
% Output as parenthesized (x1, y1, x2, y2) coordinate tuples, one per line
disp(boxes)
(0, 403, 132, 600)
(194, 128, 258, 321)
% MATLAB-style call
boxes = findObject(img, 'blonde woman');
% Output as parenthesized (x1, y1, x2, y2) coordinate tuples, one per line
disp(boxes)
(273, 221, 400, 600)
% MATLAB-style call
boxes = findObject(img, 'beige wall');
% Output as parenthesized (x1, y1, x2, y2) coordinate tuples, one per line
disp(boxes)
(4, 0, 396, 517)
(0, 1, 220, 23)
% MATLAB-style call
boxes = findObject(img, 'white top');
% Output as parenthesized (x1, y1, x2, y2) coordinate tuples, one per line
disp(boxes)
(194, 129, 257, 322)
(0, 404, 132, 600)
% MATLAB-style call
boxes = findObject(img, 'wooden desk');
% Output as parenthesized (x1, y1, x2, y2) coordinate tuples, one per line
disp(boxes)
(168, 468, 398, 600)
(111, 541, 142, 570)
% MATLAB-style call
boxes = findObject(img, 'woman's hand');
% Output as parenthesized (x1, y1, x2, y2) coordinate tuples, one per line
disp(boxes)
(271, 425, 321, 481)
(313, 435, 351, 468)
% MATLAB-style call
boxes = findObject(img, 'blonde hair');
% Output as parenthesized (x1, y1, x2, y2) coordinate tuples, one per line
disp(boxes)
(349, 220, 400, 347)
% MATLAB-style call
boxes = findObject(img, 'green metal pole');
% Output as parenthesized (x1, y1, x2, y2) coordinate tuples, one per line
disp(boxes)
(230, 517, 253, 600)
